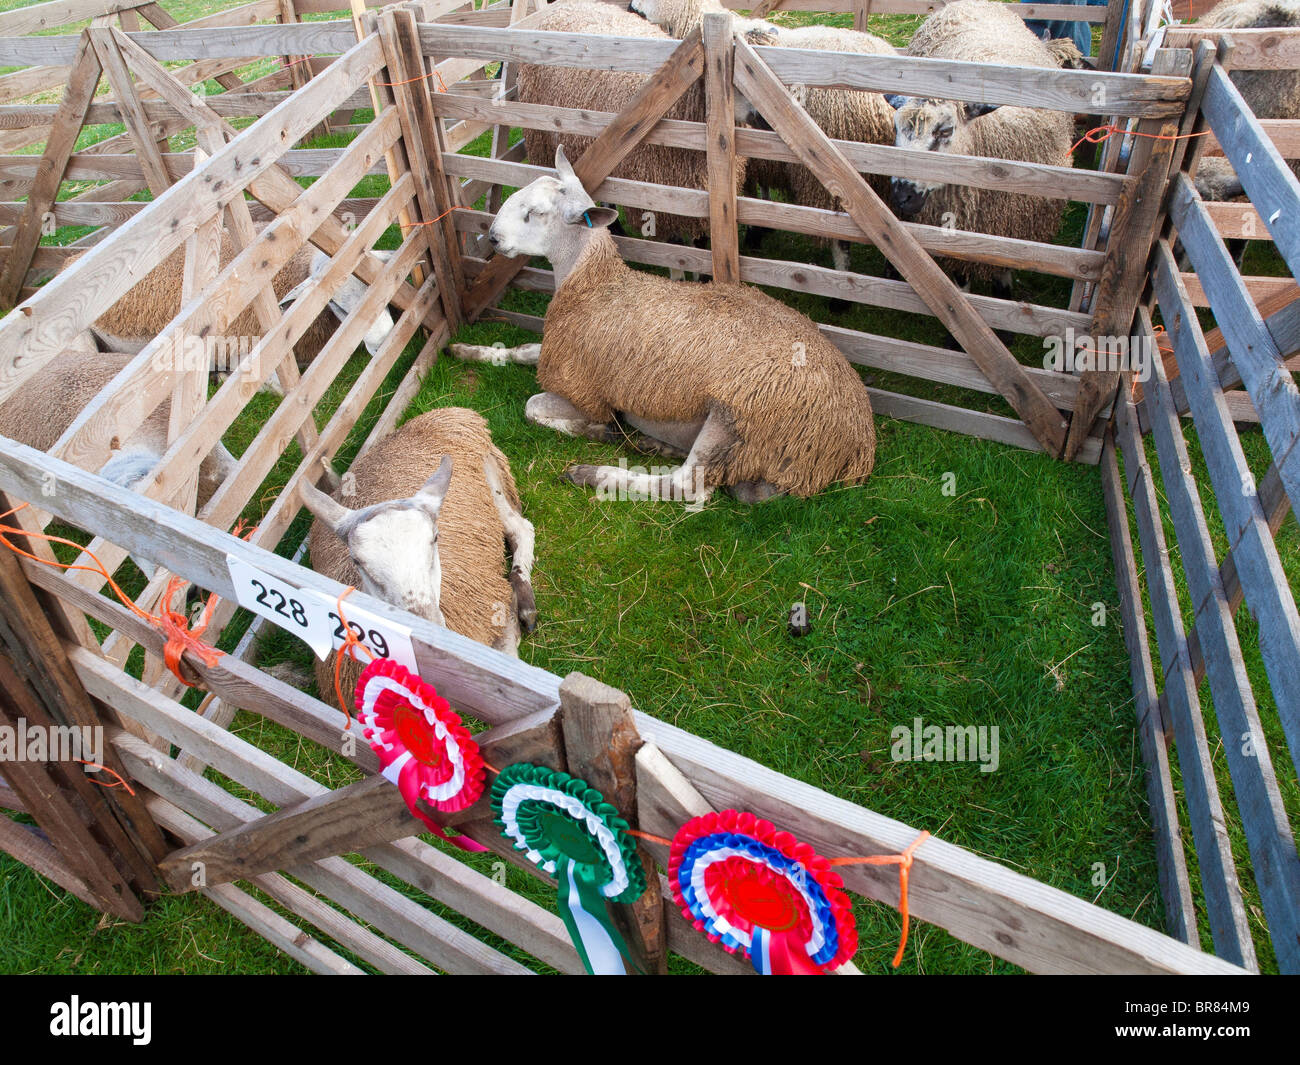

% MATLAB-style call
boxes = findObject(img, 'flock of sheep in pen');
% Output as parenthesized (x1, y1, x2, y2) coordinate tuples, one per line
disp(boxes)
(0, 0, 1294, 679)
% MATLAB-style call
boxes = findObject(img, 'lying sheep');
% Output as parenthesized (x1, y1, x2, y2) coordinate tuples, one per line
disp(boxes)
(300, 407, 537, 698)
(886, 0, 1080, 297)
(0, 350, 238, 581)
(449, 147, 877, 505)
(515, 0, 747, 249)
(90, 231, 395, 368)
(629, 0, 896, 276)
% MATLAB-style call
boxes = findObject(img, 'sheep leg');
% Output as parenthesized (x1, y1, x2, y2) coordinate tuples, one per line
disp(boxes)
(562, 409, 727, 506)
(448, 342, 542, 366)
(484, 449, 537, 635)
(727, 480, 785, 504)
(524, 392, 616, 442)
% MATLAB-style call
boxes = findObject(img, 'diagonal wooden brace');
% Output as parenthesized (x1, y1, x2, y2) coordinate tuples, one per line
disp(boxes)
(460, 28, 707, 322)
(157, 707, 562, 893)
(0, 31, 102, 310)
(732, 37, 1069, 458)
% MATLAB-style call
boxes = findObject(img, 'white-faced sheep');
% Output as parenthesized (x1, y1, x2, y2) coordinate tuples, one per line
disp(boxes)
(90, 231, 395, 367)
(449, 147, 876, 505)
(0, 352, 238, 580)
(886, 0, 1081, 298)
(300, 407, 537, 698)
(630, 0, 897, 278)
(514, 0, 749, 249)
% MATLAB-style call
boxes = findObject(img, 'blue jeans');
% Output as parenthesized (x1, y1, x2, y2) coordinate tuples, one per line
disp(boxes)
(1024, 0, 1109, 56)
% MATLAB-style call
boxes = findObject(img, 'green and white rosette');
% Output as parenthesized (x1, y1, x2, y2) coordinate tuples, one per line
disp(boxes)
(491, 763, 646, 975)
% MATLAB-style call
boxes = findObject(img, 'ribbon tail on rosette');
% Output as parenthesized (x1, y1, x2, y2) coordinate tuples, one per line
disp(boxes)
(392, 753, 489, 853)
(751, 926, 826, 975)
(557, 858, 636, 975)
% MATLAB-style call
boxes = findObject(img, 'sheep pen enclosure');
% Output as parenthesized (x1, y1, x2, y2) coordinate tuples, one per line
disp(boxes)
(0, 0, 1295, 975)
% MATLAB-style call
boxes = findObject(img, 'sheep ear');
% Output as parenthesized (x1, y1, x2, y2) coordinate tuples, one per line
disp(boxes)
(554, 143, 576, 182)
(300, 478, 355, 536)
(884, 93, 909, 110)
(564, 204, 619, 229)
(963, 101, 1000, 120)
(415, 455, 453, 517)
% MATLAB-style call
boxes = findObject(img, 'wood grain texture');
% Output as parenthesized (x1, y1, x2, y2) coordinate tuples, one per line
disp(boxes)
(559, 672, 667, 974)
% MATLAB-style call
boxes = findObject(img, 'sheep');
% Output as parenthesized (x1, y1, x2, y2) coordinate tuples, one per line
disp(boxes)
(0, 351, 239, 582)
(90, 232, 395, 368)
(885, 0, 1080, 298)
(1189, 0, 1300, 254)
(449, 146, 877, 506)
(299, 407, 537, 699)
(629, 0, 897, 278)
(514, 0, 748, 250)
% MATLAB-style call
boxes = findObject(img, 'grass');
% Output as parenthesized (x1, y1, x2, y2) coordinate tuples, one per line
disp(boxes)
(0, 0, 1296, 976)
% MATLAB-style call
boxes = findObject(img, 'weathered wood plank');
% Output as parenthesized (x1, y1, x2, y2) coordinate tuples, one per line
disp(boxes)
(1151, 238, 1300, 785)
(1097, 428, 1198, 949)
(703, 12, 738, 283)
(1112, 390, 1256, 967)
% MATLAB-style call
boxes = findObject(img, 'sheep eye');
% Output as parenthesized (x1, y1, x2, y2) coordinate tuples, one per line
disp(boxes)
(522, 209, 531, 223)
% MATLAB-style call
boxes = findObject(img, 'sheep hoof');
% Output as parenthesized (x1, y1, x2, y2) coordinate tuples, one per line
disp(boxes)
(563, 464, 601, 489)
(510, 568, 537, 633)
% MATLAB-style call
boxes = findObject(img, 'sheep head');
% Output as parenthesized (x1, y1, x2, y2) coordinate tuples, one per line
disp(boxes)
(488, 145, 619, 260)
(300, 456, 454, 626)
(884, 94, 1001, 217)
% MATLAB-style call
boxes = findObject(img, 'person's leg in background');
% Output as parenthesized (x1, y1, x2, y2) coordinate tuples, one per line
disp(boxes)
(1023, 0, 1110, 56)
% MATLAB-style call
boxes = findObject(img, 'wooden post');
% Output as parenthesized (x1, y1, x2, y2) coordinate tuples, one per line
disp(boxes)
(559, 672, 667, 975)
(379, 8, 467, 331)
(0, 31, 101, 309)
(1064, 48, 1192, 460)
(703, 12, 739, 284)
(353, 0, 426, 289)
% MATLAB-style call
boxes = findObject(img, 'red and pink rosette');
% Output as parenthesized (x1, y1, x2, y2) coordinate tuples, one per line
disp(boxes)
(668, 809, 858, 974)
(354, 658, 487, 851)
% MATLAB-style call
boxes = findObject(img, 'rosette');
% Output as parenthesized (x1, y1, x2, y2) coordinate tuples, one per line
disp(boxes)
(669, 809, 858, 975)
(354, 658, 487, 852)
(491, 762, 645, 974)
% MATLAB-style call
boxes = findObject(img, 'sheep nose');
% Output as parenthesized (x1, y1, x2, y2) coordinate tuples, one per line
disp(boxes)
(487, 229, 500, 248)
(890, 180, 924, 218)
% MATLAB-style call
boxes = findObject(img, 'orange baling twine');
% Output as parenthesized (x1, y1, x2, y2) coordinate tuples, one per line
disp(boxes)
(333, 585, 375, 730)
(629, 827, 932, 969)
(76, 760, 137, 795)
(374, 67, 450, 92)
(828, 830, 931, 967)
(0, 503, 222, 688)
(1070, 122, 1212, 158)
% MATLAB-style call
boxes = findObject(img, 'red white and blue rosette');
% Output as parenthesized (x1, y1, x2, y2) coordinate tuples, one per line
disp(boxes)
(354, 658, 487, 852)
(669, 809, 858, 975)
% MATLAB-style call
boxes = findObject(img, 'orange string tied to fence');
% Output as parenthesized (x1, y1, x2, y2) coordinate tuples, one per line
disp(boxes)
(829, 830, 931, 968)
(1070, 122, 1212, 158)
(375, 66, 449, 92)
(76, 760, 137, 796)
(0, 503, 223, 689)
(333, 585, 376, 730)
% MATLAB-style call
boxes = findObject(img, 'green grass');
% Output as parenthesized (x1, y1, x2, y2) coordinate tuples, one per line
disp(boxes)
(0, 0, 1296, 976)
